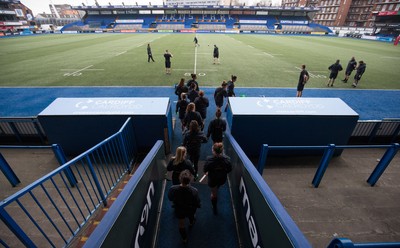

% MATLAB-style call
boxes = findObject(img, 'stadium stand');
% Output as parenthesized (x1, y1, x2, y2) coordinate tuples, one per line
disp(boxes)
(60, 5, 332, 34)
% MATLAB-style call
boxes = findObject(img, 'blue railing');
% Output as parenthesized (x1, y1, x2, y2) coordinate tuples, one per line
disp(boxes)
(0, 117, 136, 248)
(327, 238, 400, 248)
(257, 143, 400, 188)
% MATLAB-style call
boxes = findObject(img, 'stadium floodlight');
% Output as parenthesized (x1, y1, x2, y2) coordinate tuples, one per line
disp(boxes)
(136, 1, 138, 5)
(122, 2, 125, 6)
(149, 2, 151, 5)
(82, 2, 86, 6)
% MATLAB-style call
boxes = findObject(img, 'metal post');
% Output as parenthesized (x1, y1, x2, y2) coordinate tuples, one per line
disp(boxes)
(86, 155, 108, 207)
(0, 152, 21, 187)
(312, 144, 336, 188)
(257, 144, 269, 175)
(118, 133, 130, 172)
(52, 144, 77, 187)
(0, 207, 36, 247)
(367, 143, 400, 186)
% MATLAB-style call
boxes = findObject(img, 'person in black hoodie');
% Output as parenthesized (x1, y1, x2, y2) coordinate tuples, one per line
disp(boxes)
(342, 57, 357, 83)
(168, 170, 201, 243)
(203, 142, 232, 215)
(214, 81, 228, 108)
(167, 146, 196, 185)
(327, 59, 343, 87)
(175, 78, 188, 100)
(207, 108, 226, 143)
(187, 82, 199, 103)
(207, 108, 227, 143)
(176, 93, 189, 132)
(183, 120, 207, 178)
(183, 103, 203, 131)
(186, 73, 199, 91)
(352, 60, 367, 88)
(194, 90, 209, 128)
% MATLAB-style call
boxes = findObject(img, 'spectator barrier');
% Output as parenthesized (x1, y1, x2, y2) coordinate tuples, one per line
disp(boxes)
(257, 143, 400, 188)
(0, 117, 135, 247)
(83, 140, 166, 247)
(327, 238, 400, 248)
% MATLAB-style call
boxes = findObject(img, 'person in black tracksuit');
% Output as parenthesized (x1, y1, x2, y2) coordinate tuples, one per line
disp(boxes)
(207, 108, 227, 143)
(167, 146, 195, 185)
(176, 94, 189, 132)
(194, 90, 209, 128)
(183, 103, 203, 131)
(175, 78, 188, 100)
(183, 120, 207, 177)
(352, 60, 367, 88)
(225, 75, 237, 112)
(168, 170, 201, 243)
(342, 57, 357, 83)
(147, 44, 155, 62)
(186, 73, 199, 91)
(213, 45, 219, 64)
(226, 75, 237, 97)
(214, 81, 228, 108)
(327, 59, 343, 87)
(187, 82, 199, 103)
(203, 142, 232, 215)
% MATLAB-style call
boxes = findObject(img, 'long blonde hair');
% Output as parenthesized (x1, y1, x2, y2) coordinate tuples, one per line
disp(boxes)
(173, 146, 186, 165)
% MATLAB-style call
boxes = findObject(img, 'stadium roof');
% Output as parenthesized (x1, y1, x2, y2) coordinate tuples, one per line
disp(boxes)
(71, 4, 320, 13)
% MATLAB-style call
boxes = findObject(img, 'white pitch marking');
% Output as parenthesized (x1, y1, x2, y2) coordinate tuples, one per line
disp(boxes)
(263, 52, 274, 58)
(115, 51, 127, 56)
(381, 56, 400, 60)
(174, 69, 218, 71)
(63, 65, 94, 76)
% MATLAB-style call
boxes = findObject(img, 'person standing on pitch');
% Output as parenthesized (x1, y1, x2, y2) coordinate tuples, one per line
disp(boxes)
(193, 36, 199, 47)
(164, 50, 173, 74)
(352, 60, 366, 88)
(327, 59, 343, 87)
(203, 142, 232, 215)
(168, 170, 201, 244)
(147, 44, 155, 62)
(296, 64, 309, 97)
(213, 45, 219, 64)
(342, 57, 357, 83)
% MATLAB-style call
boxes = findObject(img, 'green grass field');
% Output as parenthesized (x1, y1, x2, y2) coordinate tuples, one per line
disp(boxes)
(0, 33, 399, 89)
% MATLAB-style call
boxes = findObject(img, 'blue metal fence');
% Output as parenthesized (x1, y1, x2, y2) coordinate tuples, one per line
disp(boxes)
(257, 143, 400, 188)
(0, 117, 136, 248)
(327, 238, 400, 248)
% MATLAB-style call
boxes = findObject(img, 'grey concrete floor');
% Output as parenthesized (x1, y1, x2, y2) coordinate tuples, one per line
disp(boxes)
(262, 148, 400, 247)
(1, 148, 399, 247)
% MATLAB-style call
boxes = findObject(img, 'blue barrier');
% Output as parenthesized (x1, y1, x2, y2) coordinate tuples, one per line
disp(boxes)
(226, 132, 312, 247)
(0, 117, 136, 247)
(0, 152, 21, 187)
(367, 143, 400, 186)
(83, 140, 166, 247)
(327, 238, 400, 248)
(258, 144, 399, 188)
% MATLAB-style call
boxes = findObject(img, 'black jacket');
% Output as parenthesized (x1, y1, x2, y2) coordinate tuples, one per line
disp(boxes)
(167, 158, 195, 185)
